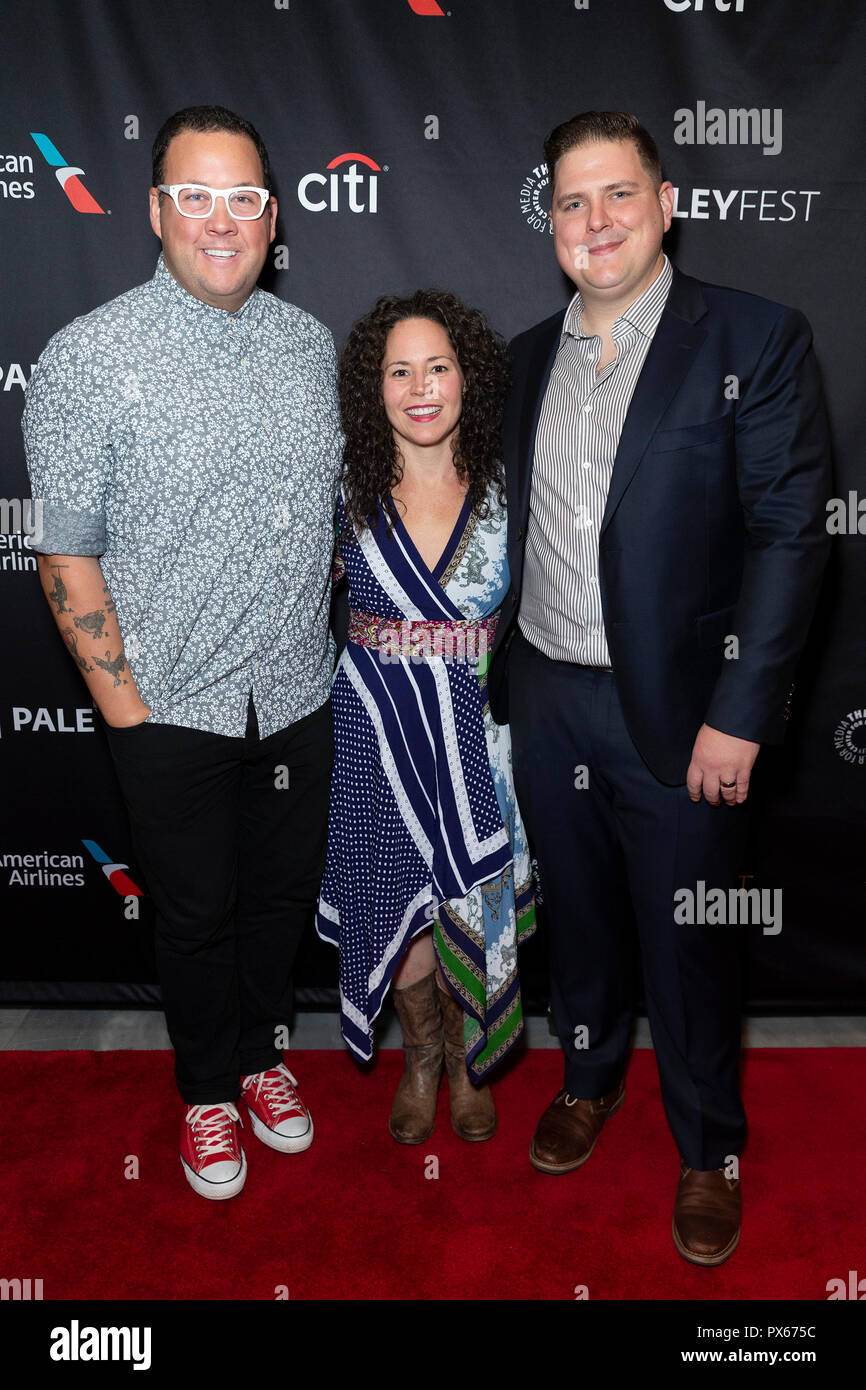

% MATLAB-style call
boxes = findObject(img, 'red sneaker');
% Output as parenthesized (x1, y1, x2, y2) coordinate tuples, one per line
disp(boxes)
(180, 1102, 247, 1200)
(241, 1063, 314, 1153)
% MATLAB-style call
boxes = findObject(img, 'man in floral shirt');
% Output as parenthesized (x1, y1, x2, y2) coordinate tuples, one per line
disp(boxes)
(23, 106, 342, 1201)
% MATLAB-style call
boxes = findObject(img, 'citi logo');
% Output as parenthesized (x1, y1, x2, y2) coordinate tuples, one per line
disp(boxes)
(407, 0, 445, 11)
(298, 153, 383, 214)
(30, 132, 106, 214)
(82, 839, 143, 898)
(674, 102, 782, 156)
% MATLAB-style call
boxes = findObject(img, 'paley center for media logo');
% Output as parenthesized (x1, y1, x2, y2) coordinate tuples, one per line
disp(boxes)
(833, 709, 866, 767)
(298, 152, 385, 214)
(29, 132, 106, 213)
(520, 161, 553, 236)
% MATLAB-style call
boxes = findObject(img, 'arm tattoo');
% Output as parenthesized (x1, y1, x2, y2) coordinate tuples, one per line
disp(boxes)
(62, 628, 94, 673)
(72, 609, 108, 640)
(48, 564, 70, 615)
(93, 650, 129, 688)
(101, 582, 116, 614)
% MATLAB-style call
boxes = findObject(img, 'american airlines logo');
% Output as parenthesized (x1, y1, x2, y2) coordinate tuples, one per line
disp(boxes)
(82, 839, 143, 898)
(407, 0, 445, 12)
(30, 132, 106, 214)
(297, 153, 384, 214)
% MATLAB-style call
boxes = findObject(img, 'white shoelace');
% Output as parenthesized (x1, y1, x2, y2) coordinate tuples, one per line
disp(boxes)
(185, 1102, 242, 1157)
(242, 1063, 303, 1118)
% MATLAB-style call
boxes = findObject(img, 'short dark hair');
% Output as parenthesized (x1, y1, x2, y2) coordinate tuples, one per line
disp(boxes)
(544, 111, 663, 197)
(151, 104, 272, 193)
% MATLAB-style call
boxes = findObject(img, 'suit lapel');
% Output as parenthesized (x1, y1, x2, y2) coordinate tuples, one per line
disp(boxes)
(515, 314, 563, 529)
(601, 270, 707, 532)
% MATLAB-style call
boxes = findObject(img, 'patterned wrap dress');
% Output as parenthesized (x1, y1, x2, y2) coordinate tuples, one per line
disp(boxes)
(316, 483, 536, 1081)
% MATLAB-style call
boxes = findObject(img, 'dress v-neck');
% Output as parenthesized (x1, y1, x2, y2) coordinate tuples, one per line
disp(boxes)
(391, 488, 473, 586)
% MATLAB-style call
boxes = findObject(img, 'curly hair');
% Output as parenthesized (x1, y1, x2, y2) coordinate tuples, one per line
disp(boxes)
(339, 288, 509, 532)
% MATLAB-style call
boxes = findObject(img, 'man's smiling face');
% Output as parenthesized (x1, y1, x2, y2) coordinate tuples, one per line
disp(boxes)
(550, 138, 673, 310)
(149, 129, 277, 313)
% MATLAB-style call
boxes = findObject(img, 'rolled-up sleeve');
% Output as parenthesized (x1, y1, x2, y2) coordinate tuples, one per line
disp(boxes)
(22, 330, 110, 555)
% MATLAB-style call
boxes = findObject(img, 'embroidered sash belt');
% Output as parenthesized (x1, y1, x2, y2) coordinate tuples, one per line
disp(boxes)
(348, 608, 499, 663)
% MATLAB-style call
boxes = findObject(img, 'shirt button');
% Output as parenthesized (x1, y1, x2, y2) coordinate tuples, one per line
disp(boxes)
(275, 546, 283, 557)
(241, 357, 249, 366)
(581, 460, 591, 470)
(583, 404, 593, 414)
(589, 577, 599, 585)
(268, 606, 275, 617)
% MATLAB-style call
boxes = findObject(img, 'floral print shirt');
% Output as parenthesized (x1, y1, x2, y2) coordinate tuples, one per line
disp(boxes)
(23, 255, 342, 737)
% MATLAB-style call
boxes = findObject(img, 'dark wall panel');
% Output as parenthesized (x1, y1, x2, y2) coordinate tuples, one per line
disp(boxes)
(1, 0, 863, 1007)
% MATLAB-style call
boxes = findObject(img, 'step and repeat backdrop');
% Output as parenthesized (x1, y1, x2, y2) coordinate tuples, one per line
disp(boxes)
(1, 0, 864, 1008)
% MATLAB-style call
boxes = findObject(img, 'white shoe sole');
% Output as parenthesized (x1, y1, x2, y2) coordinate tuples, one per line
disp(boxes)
(247, 1107, 314, 1153)
(181, 1148, 247, 1200)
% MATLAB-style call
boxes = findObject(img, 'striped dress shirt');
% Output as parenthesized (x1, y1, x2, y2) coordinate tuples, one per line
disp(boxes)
(518, 255, 673, 667)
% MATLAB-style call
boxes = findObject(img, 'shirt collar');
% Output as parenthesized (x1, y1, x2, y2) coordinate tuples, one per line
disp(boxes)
(151, 252, 264, 326)
(562, 254, 672, 342)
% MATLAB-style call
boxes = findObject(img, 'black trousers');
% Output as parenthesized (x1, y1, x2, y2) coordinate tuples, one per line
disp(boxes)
(508, 631, 747, 1169)
(104, 695, 333, 1104)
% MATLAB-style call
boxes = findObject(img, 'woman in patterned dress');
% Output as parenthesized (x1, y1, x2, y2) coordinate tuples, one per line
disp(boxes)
(317, 290, 535, 1143)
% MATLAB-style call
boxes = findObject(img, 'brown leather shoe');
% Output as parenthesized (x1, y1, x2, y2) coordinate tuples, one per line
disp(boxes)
(436, 975, 496, 1142)
(673, 1162, 741, 1267)
(529, 1080, 624, 1173)
(389, 972, 443, 1144)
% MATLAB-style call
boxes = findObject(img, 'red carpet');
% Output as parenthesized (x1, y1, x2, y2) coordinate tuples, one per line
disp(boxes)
(3, 1047, 862, 1300)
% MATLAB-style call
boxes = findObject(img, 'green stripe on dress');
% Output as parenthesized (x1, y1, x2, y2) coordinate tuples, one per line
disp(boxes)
(472, 1001, 525, 1074)
(433, 919, 485, 1005)
(517, 902, 537, 937)
(434, 916, 526, 1078)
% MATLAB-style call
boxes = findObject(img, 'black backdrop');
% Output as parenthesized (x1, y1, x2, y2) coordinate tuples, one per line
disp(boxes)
(1, 0, 864, 1009)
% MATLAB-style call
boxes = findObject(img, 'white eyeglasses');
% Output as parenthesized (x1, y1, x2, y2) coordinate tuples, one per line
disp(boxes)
(158, 184, 270, 219)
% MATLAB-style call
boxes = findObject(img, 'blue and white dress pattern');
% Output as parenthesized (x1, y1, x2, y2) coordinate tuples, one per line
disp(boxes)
(316, 483, 535, 1080)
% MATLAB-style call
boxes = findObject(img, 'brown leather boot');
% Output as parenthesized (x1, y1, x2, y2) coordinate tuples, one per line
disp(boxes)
(436, 974, 496, 1142)
(389, 971, 444, 1144)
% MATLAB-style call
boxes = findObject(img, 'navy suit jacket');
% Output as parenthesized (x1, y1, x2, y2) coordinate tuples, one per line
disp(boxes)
(488, 265, 832, 785)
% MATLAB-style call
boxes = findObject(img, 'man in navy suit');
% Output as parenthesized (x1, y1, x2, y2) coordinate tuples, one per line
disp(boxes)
(489, 111, 831, 1265)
